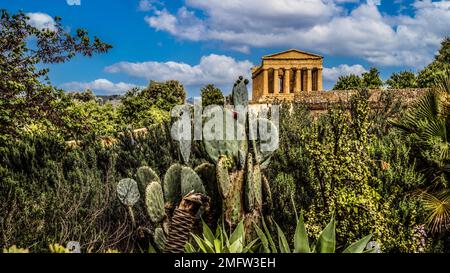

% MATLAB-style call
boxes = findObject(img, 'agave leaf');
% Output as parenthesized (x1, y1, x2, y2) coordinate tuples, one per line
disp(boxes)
(229, 237, 243, 253)
(202, 220, 216, 244)
(253, 223, 270, 253)
(214, 239, 222, 253)
(316, 215, 336, 253)
(230, 220, 244, 245)
(243, 238, 260, 253)
(294, 211, 311, 253)
(262, 218, 278, 253)
(192, 233, 214, 253)
(276, 222, 291, 253)
(148, 242, 157, 253)
(343, 234, 373, 253)
(184, 242, 196, 253)
(221, 219, 229, 246)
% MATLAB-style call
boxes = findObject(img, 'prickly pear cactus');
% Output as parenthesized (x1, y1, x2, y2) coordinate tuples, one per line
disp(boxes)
(163, 164, 206, 208)
(117, 178, 141, 226)
(145, 181, 165, 223)
(136, 166, 160, 193)
(232, 76, 250, 107)
(203, 107, 241, 164)
(200, 76, 278, 230)
(117, 164, 209, 253)
(251, 117, 279, 169)
(163, 164, 182, 206)
(153, 227, 167, 251)
(117, 178, 140, 206)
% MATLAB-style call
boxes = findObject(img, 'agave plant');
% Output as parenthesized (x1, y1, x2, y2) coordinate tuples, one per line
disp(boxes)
(391, 70, 450, 234)
(254, 211, 376, 253)
(185, 220, 259, 253)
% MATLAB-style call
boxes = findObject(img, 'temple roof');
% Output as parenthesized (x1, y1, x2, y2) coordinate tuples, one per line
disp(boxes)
(262, 49, 323, 60)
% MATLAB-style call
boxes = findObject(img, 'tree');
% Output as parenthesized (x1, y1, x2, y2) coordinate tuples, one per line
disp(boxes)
(361, 67, 383, 89)
(201, 84, 224, 107)
(0, 10, 111, 142)
(143, 80, 186, 112)
(68, 89, 97, 102)
(60, 99, 122, 139)
(386, 71, 418, 89)
(418, 37, 450, 88)
(118, 80, 185, 128)
(333, 74, 362, 90)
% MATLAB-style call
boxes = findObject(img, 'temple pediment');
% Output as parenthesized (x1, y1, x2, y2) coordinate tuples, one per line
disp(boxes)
(263, 49, 322, 60)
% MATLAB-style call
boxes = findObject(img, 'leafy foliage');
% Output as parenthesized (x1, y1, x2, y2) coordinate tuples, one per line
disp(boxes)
(333, 74, 362, 90)
(201, 84, 224, 107)
(418, 37, 450, 88)
(186, 220, 259, 253)
(333, 68, 383, 90)
(386, 71, 418, 89)
(269, 91, 429, 252)
(255, 214, 375, 253)
(0, 10, 111, 143)
(392, 71, 450, 235)
(361, 68, 383, 89)
(118, 80, 186, 129)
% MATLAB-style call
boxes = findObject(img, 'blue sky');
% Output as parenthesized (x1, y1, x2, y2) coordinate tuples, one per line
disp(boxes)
(2, 0, 450, 97)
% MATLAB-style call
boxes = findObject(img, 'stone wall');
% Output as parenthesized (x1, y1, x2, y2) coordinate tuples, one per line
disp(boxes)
(253, 88, 429, 111)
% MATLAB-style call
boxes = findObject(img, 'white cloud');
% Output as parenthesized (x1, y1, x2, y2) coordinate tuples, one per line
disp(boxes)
(139, 0, 153, 11)
(26, 12, 56, 31)
(323, 64, 367, 82)
(61, 79, 140, 94)
(144, 0, 450, 68)
(105, 54, 254, 88)
(66, 0, 81, 6)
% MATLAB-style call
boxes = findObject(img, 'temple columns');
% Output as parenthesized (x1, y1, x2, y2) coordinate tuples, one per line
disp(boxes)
(263, 69, 269, 96)
(307, 68, 313, 92)
(317, 68, 323, 91)
(273, 69, 279, 95)
(295, 69, 301, 92)
(284, 69, 290, 93)
(261, 66, 321, 98)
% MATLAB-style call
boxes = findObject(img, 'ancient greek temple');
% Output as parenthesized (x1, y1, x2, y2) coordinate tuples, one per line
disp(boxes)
(251, 49, 324, 103)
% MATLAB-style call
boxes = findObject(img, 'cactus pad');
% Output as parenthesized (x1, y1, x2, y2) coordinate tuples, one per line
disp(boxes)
(163, 163, 182, 206)
(180, 166, 206, 197)
(203, 107, 241, 163)
(232, 77, 249, 107)
(117, 178, 140, 207)
(253, 163, 263, 209)
(216, 156, 231, 198)
(224, 170, 245, 227)
(145, 182, 166, 223)
(194, 163, 218, 198)
(253, 118, 279, 168)
(163, 164, 206, 207)
(245, 153, 255, 211)
(136, 166, 160, 194)
(154, 227, 167, 251)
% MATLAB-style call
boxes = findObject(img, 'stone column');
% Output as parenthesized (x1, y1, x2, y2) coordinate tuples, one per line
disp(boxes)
(284, 69, 290, 94)
(295, 68, 301, 93)
(307, 68, 312, 92)
(273, 69, 279, 95)
(263, 69, 269, 97)
(317, 68, 323, 91)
